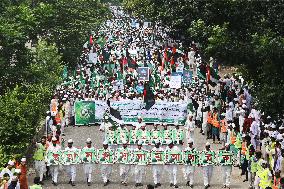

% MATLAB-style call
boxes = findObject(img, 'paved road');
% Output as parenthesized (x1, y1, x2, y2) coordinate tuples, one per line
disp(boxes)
(28, 125, 249, 189)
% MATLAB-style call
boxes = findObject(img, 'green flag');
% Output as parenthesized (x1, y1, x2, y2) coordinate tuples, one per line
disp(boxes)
(62, 66, 68, 79)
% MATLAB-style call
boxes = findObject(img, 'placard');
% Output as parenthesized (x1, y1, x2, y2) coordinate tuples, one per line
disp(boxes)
(116, 128, 129, 144)
(112, 80, 124, 91)
(165, 151, 183, 164)
(172, 129, 184, 144)
(183, 150, 199, 166)
(80, 148, 97, 163)
(132, 150, 149, 165)
(106, 130, 117, 145)
(46, 151, 63, 166)
(62, 149, 81, 165)
(115, 148, 132, 164)
(137, 67, 150, 81)
(183, 70, 193, 84)
(169, 73, 182, 89)
(150, 151, 165, 165)
(97, 149, 114, 164)
(88, 52, 98, 64)
(74, 101, 96, 125)
(217, 150, 233, 165)
(200, 151, 216, 166)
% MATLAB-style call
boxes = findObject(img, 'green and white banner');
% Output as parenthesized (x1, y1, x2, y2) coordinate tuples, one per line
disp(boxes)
(46, 149, 234, 166)
(75, 100, 189, 125)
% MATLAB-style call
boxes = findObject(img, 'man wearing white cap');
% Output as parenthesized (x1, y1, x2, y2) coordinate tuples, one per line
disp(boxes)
(221, 143, 232, 188)
(183, 139, 196, 188)
(82, 138, 95, 186)
(134, 140, 147, 187)
(50, 96, 59, 117)
(65, 139, 77, 186)
(46, 137, 61, 186)
(45, 111, 53, 135)
(99, 116, 113, 141)
(17, 157, 28, 189)
(116, 140, 131, 186)
(202, 142, 214, 189)
(151, 139, 164, 188)
(201, 101, 209, 136)
(33, 136, 47, 185)
(100, 140, 113, 186)
(250, 115, 260, 150)
(0, 160, 15, 184)
(134, 116, 145, 129)
(165, 140, 180, 188)
(185, 114, 195, 143)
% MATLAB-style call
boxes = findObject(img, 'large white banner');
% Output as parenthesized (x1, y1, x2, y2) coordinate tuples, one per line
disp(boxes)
(110, 100, 187, 124)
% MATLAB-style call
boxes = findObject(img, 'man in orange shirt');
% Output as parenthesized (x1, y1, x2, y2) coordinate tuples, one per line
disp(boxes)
(212, 108, 220, 144)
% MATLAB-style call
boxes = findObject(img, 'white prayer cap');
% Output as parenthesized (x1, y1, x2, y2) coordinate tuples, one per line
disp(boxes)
(51, 137, 57, 141)
(122, 140, 128, 144)
(21, 157, 26, 162)
(8, 160, 14, 166)
(242, 134, 246, 138)
(86, 138, 92, 143)
(103, 140, 108, 145)
(154, 139, 160, 144)
(267, 116, 271, 119)
(242, 100, 246, 103)
(138, 140, 143, 145)
(105, 116, 109, 119)
(205, 142, 210, 146)
(188, 139, 194, 144)
(46, 111, 50, 114)
(112, 106, 118, 110)
(67, 139, 73, 143)
(11, 176, 18, 181)
(137, 115, 142, 119)
(225, 143, 230, 146)
(163, 123, 167, 126)
(167, 140, 173, 145)
(277, 134, 283, 141)
(14, 169, 21, 174)
(261, 160, 267, 165)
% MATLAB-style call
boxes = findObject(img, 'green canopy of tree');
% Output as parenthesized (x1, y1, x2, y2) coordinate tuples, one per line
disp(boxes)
(123, 0, 284, 116)
(0, 0, 110, 165)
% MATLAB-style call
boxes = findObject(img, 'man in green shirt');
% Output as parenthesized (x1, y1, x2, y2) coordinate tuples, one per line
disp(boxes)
(33, 136, 47, 185)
